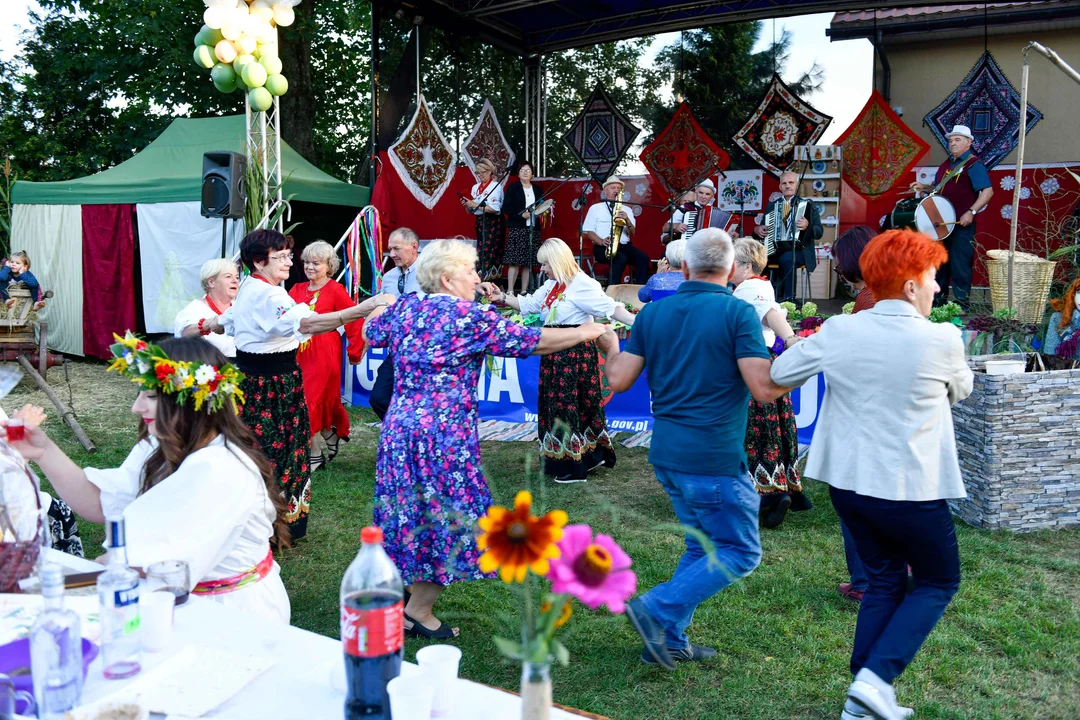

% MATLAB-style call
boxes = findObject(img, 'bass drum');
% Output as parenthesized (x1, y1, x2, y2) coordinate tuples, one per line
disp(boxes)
(890, 195, 957, 241)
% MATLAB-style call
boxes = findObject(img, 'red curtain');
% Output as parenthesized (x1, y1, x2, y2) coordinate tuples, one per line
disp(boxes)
(81, 204, 136, 359)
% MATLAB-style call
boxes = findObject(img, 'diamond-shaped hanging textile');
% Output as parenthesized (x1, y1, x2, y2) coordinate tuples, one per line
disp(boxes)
(640, 101, 731, 200)
(562, 83, 641, 186)
(924, 51, 1043, 170)
(387, 93, 456, 210)
(733, 74, 832, 178)
(835, 89, 930, 199)
(462, 99, 516, 179)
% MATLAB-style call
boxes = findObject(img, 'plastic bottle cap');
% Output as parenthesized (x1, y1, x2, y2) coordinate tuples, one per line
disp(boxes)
(361, 526, 383, 544)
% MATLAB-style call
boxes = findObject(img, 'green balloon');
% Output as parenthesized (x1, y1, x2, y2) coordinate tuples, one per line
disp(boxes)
(213, 77, 237, 94)
(254, 43, 278, 60)
(241, 61, 268, 89)
(195, 25, 223, 48)
(211, 63, 236, 86)
(233, 54, 256, 74)
(258, 55, 283, 76)
(265, 73, 288, 97)
(248, 87, 273, 112)
(193, 45, 216, 69)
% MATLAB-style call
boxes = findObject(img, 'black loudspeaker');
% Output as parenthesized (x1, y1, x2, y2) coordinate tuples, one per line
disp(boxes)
(201, 151, 247, 219)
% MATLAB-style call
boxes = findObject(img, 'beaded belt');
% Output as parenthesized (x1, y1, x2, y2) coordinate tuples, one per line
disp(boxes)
(191, 548, 274, 597)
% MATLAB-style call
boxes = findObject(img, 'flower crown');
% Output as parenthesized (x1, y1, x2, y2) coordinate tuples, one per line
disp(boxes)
(107, 332, 245, 413)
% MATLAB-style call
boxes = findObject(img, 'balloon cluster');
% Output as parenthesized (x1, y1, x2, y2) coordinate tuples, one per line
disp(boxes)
(192, 0, 302, 112)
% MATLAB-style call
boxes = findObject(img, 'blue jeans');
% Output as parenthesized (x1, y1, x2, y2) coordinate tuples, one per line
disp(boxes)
(829, 487, 961, 683)
(641, 468, 762, 650)
(840, 518, 868, 592)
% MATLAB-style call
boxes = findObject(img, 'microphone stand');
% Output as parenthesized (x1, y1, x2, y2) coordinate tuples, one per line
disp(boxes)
(521, 171, 582, 292)
(662, 161, 722, 245)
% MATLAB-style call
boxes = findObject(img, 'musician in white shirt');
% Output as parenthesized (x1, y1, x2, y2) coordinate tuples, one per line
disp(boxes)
(584, 176, 650, 284)
(461, 157, 505, 281)
(753, 171, 823, 302)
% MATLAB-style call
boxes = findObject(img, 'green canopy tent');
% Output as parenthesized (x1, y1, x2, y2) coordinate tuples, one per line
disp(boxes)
(11, 115, 370, 357)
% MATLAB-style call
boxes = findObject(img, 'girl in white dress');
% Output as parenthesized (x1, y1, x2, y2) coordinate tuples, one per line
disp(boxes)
(7, 335, 293, 624)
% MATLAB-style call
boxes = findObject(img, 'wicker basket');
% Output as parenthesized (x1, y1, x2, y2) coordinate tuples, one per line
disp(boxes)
(985, 249, 1056, 325)
(0, 443, 43, 593)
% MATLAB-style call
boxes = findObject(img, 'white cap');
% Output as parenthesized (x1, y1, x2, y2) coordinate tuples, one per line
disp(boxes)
(602, 175, 624, 188)
(696, 178, 715, 191)
(946, 125, 973, 140)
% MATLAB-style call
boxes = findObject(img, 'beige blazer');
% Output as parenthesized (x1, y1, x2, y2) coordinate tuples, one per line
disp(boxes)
(771, 300, 974, 501)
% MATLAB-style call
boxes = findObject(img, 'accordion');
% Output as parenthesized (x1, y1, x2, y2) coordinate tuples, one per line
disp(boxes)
(680, 203, 732, 241)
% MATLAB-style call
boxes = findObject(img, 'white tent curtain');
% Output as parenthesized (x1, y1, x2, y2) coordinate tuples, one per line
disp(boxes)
(137, 202, 244, 334)
(12, 204, 84, 355)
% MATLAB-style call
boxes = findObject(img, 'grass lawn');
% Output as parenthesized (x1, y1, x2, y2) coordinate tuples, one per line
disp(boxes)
(9, 359, 1080, 719)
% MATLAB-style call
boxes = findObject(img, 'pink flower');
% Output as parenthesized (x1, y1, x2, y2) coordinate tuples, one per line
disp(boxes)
(547, 525, 636, 614)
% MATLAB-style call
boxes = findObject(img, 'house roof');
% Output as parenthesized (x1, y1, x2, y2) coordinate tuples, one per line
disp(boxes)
(829, 0, 1080, 39)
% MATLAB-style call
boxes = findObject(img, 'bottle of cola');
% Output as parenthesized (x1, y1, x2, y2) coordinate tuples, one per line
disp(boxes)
(340, 526, 404, 720)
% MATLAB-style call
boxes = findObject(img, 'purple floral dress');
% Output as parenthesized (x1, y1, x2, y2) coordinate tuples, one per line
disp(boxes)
(365, 294, 542, 585)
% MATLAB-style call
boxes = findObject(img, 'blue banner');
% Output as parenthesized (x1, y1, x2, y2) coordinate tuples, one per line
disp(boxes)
(348, 344, 825, 445)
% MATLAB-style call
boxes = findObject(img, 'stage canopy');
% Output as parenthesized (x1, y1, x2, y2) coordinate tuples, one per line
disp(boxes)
(12, 115, 369, 208)
(401, 0, 1031, 55)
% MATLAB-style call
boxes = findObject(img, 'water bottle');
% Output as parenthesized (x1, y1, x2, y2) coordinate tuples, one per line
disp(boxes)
(96, 518, 141, 679)
(340, 526, 404, 720)
(29, 564, 81, 719)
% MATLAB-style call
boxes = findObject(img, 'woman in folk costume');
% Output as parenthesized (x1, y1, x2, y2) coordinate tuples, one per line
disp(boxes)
(288, 241, 366, 472)
(1044, 277, 1080, 361)
(487, 238, 637, 483)
(461, 157, 505, 281)
(202, 229, 393, 541)
(174, 258, 240, 357)
(730, 237, 810, 528)
(7, 336, 293, 624)
(501, 160, 544, 295)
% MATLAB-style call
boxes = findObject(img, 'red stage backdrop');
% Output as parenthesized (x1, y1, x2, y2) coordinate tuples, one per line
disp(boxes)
(372, 150, 1079, 288)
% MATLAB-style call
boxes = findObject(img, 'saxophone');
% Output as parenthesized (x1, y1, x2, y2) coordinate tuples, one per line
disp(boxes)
(609, 190, 626, 258)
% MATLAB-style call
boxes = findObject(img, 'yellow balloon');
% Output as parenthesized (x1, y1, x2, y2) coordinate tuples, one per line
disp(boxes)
(272, 6, 295, 27)
(253, 20, 276, 43)
(221, 22, 242, 41)
(251, 6, 274, 23)
(203, 6, 224, 30)
(236, 36, 257, 54)
(214, 39, 239, 64)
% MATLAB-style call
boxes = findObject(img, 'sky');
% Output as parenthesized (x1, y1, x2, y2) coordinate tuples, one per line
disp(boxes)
(0, 3, 871, 150)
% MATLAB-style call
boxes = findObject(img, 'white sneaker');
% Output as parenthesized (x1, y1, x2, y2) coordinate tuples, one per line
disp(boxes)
(841, 698, 914, 719)
(846, 669, 905, 720)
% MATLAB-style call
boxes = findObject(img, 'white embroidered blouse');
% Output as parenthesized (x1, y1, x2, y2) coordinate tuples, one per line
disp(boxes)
(221, 277, 315, 354)
(470, 180, 504, 214)
(517, 273, 618, 326)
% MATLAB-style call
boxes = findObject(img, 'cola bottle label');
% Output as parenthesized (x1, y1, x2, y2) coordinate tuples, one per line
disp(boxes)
(341, 601, 404, 658)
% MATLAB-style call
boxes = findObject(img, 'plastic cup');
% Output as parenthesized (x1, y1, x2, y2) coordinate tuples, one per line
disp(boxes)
(4, 419, 24, 442)
(415, 645, 461, 718)
(140, 591, 175, 652)
(386, 674, 434, 720)
(146, 559, 191, 606)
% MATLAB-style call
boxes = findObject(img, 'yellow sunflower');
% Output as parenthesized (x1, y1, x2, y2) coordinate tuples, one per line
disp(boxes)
(478, 490, 568, 583)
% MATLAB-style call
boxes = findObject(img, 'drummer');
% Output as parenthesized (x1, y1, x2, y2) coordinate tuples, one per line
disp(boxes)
(909, 124, 992, 310)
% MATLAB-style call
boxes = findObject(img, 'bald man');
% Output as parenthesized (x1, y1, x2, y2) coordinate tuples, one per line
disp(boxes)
(754, 172, 823, 302)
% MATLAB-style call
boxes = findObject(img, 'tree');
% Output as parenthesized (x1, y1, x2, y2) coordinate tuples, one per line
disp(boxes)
(644, 24, 824, 170)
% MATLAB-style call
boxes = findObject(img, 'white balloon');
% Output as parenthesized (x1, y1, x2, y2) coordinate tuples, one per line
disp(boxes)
(253, 20, 276, 43)
(236, 36, 257, 54)
(203, 6, 225, 29)
(221, 21, 242, 41)
(250, 5, 274, 22)
(272, 5, 295, 26)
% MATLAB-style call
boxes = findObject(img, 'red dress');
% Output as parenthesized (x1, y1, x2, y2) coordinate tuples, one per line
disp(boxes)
(287, 280, 365, 438)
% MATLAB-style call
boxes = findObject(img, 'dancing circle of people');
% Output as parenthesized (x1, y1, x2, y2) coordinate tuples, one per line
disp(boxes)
(2, 156, 977, 720)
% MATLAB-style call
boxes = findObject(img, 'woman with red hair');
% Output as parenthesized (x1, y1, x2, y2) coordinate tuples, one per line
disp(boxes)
(771, 229, 974, 720)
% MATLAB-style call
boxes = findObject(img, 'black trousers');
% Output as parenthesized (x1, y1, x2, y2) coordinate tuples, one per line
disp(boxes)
(595, 242, 651, 284)
(369, 354, 394, 420)
(935, 224, 975, 309)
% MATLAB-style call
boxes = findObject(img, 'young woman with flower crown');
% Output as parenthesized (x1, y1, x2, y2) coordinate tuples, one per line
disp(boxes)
(6, 335, 293, 625)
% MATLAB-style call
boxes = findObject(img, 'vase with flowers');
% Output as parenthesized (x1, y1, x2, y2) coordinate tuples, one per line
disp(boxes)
(477, 491, 637, 720)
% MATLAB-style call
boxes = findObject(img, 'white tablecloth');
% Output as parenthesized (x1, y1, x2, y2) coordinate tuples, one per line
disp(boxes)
(50, 551, 585, 720)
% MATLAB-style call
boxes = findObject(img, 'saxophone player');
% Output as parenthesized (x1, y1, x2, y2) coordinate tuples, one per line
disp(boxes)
(584, 176, 651, 284)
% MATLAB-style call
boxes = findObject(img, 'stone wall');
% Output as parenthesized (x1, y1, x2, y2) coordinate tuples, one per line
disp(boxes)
(951, 354, 1080, 531)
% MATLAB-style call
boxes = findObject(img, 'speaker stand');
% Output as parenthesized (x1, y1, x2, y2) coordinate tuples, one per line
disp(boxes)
(221, 218, 229, 259)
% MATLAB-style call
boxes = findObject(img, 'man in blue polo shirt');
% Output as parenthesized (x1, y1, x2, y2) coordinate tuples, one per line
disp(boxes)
(602, 228, 792, 669)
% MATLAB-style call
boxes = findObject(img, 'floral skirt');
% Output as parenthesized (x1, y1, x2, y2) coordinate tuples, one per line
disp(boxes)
(538, 327, 615, 477)
(504, 226, 540, 267)
(475, 214, 505, 281)
(745, 391, 802, 496)
(240, 367, 312, 541)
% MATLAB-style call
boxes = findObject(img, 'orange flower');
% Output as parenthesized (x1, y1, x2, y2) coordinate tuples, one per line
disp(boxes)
(478, 490, 568, 583)
(540, 599, 573, 628)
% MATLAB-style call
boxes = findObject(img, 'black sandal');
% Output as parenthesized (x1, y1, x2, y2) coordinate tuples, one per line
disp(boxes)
(404, 613, 456, 640)
(323, 431, 349, 462)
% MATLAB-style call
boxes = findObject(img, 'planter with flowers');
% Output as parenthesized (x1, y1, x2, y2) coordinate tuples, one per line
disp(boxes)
(477, 491, 636, 720)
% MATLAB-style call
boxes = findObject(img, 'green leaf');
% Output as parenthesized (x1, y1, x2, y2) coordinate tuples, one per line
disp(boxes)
(552, 639, 571, 667)
(493, 636, 524, 661)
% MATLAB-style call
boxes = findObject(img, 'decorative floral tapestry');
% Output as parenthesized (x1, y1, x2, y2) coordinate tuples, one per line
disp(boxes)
(733, 74, 832, 178)
(835, 90, 929, 199)
(924, 51, 1043, 170)
(388, 93, 456, 210)
(462, 99, 515, 181)
(562, 83, 641, 187)
(639, 102, 730, 199)
(717, 169, 764, 212)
